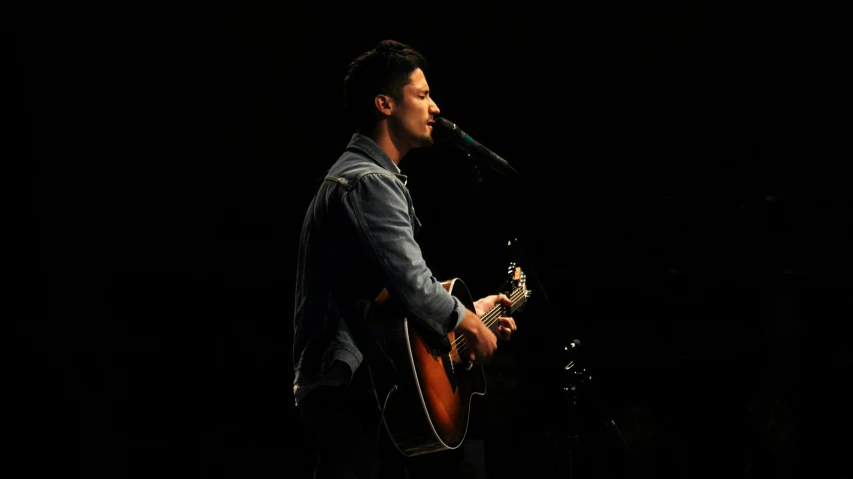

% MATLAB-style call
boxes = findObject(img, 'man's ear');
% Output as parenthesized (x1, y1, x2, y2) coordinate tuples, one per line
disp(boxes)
(374, 94, 393, 117)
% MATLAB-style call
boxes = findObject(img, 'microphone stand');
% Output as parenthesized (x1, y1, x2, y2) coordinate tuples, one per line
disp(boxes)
(561, 341, 628, 479)
(465, 153, 571, 346)
(465, 154, 628, 479)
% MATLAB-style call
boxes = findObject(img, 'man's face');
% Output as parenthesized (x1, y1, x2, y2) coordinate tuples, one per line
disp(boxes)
(388, 68, 441, 149)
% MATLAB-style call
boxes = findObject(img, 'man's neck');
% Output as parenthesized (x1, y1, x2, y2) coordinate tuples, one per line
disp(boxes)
(368, 123, 408, 168)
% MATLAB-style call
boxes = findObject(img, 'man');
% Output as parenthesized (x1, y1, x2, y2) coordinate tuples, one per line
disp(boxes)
(293, 39, 517, 479)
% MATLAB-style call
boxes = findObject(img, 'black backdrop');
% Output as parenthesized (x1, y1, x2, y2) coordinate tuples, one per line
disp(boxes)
(21, 2, 851, 478)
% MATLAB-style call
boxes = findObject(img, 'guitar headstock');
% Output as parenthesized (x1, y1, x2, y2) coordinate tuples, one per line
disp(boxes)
(506, 262, 532, 311)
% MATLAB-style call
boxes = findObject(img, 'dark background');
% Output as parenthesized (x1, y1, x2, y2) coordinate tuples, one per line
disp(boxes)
(20, 2, 851, 478)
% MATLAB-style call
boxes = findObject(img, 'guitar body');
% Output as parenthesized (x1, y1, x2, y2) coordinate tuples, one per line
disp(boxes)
(367, 278, 486, 456)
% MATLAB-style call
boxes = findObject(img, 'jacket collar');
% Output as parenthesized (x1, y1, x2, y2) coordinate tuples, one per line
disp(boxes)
(346, 133, 408, 185)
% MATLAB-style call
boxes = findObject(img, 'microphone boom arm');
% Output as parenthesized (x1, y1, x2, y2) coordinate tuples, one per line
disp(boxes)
(434, 117, 520, 176)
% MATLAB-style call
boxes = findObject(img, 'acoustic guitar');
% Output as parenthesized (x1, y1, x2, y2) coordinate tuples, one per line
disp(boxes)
(366, 263, 531, 456)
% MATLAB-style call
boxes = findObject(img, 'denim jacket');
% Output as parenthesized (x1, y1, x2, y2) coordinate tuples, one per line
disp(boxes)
(292, 133, 466, 405)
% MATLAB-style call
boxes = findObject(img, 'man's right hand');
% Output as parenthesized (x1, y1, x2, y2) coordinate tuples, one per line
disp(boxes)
(455, 309, 498, 364)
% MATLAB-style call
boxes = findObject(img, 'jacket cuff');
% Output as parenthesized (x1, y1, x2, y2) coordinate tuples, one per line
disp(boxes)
(450, 296, 466, 333)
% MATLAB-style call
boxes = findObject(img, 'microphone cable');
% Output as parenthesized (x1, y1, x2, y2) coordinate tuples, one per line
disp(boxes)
(369, 384, 398, 479)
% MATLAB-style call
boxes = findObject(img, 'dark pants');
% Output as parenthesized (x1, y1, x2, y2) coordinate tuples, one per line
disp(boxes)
(298, 363, 409, 479)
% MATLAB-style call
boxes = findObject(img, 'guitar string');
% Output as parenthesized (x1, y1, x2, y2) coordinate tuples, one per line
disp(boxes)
(452, 287, 524, 356)
(449, 285, 524, 339)
(452, 288, 525, 358)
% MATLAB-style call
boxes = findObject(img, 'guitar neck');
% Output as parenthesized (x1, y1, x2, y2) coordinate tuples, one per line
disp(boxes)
(480, 287, 526, 333)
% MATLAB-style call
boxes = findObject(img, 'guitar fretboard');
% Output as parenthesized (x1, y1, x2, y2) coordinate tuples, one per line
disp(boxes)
(480, 286, 526, 333)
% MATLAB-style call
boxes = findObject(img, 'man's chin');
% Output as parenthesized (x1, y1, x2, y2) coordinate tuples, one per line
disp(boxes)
(415, 136, 435, 148)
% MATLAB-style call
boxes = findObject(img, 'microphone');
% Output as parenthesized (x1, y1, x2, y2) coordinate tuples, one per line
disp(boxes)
(565, 339, 581, 353)
(433, 117, 519, 176)
(563, 339, 582, 370)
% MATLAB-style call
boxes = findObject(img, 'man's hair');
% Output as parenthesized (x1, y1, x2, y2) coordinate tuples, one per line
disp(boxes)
(343, 39, 429, 134)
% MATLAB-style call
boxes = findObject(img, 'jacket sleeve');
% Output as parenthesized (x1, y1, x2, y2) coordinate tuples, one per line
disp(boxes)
(343, 172, 465, 336)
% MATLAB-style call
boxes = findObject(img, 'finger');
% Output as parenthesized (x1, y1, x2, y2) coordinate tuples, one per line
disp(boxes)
(499, 317, 517, 332)
(488, 327, 499, 342)
(498, 325, 511, 341)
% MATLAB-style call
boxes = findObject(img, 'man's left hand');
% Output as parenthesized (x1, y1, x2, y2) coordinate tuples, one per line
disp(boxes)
(473, 293, 517, 341)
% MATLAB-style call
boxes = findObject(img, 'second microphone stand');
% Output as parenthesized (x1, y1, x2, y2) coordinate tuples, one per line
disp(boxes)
(466, 154, 628, 479)
(561, 340, 628, 479)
